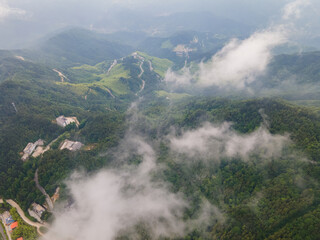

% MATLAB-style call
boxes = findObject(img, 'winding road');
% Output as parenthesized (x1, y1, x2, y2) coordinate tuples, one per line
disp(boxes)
(35, 169, 54, 211)
(134, 54, 150, 95)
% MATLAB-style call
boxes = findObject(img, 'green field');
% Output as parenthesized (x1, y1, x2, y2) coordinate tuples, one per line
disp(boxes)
(58, 63, 131, 96)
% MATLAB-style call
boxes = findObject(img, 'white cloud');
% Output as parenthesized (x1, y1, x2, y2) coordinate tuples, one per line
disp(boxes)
(0, 0, 26, 20)
(44, 135, 188, 240)
(169, 122, 289, 161)
(165, 27, 287, 90)
(198, 27, 286, 89)
(283, 0, 310, 20)
(164, 0, 311, 91)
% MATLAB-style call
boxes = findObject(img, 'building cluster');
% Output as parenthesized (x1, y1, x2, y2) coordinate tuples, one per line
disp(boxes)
(0, 211, 22, 239)
(21, 139, 44, 161)
(60, 140, 83, 151)
(56, 115, 79, 128)
(28, 203, 46, 223)
(173, 44, 195, 57)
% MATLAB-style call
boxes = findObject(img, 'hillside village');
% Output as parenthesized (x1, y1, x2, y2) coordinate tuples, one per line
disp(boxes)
(20, 116, 83, 161)
(0, 115, 83, 239)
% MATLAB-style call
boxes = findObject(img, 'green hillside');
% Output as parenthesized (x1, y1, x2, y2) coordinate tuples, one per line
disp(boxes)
(2, 29, 320, 240)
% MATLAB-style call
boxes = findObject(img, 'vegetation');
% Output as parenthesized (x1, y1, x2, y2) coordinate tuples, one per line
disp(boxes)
(10, 208, 37, 240)
(2, 32, 320, 239)
(0, 221, 7, 240)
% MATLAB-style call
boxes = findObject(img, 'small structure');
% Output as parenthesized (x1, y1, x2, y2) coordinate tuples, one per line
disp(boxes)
(56, 116, 79, 128)
(9, 221, 18, 231)
(28, 203, 46, 222)
(16, 237, 24, 240)
(21, 139, 44, 161)
(5, 216, 14, 225)
(60, 140, 83, 151)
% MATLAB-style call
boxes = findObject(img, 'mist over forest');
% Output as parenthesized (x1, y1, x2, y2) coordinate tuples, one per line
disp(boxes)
(1, 0, 320, 240)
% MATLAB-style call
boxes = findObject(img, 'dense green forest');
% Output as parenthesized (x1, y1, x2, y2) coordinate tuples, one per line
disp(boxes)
(1, 28, 320, 239)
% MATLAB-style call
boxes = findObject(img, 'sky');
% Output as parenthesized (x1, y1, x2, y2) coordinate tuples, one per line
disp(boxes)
(1, 0, 319, 49)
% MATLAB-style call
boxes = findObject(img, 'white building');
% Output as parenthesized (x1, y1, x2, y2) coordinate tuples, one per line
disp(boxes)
(56, 116, 79, 128)
(60, 140, 83, 151)
(21, 139, 44, 161)
(28, 203, 46, 223)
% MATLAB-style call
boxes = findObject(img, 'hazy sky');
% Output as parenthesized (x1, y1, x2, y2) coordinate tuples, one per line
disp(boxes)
(0, 0, 319, 49)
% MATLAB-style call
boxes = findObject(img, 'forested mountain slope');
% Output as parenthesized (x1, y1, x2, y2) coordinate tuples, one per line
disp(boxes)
(1, 28, 320, 239)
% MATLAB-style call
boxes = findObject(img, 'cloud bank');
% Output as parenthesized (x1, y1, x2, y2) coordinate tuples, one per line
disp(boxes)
(169, 122, 289, 161)
(164, 0, 310, 91)
(44, 135, 188, 240)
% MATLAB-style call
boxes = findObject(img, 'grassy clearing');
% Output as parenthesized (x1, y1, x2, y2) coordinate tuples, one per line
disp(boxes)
(59, 63, 131, 96)
(98, 64, 130, 95)
(56, 82, 89, 96)
(155, 90, 191, 100)
(71, 64, 100, 72)
(136, 52, 173, 77)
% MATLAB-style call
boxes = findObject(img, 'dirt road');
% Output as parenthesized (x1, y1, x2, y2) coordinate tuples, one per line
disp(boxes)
(53, 69, 68, 82)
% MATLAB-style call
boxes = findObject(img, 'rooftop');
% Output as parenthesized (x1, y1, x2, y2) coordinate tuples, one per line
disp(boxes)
(10, 221, 18, 230)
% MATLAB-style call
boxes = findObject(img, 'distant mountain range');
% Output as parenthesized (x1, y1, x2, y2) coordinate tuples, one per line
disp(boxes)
(0, 11, 253, 50)
(93, 11, 254, 37)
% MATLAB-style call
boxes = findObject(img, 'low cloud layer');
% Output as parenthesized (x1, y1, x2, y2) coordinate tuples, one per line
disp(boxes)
(169, 122, 289, 161)
(164, 0, 310, 91)
(197, 27, 286, 89)
(44, 135, 187, 240)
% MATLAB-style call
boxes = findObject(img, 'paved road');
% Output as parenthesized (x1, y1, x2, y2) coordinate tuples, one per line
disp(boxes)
(35, 169, 54, 211)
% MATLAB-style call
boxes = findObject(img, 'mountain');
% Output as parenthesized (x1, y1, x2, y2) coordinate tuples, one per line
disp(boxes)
(36, 28, 134, 66)
(267, 51, 320, 85)
(138, 30, 229, 66)
(1, 28, 320, 240)
(94, 10, 253, 37)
